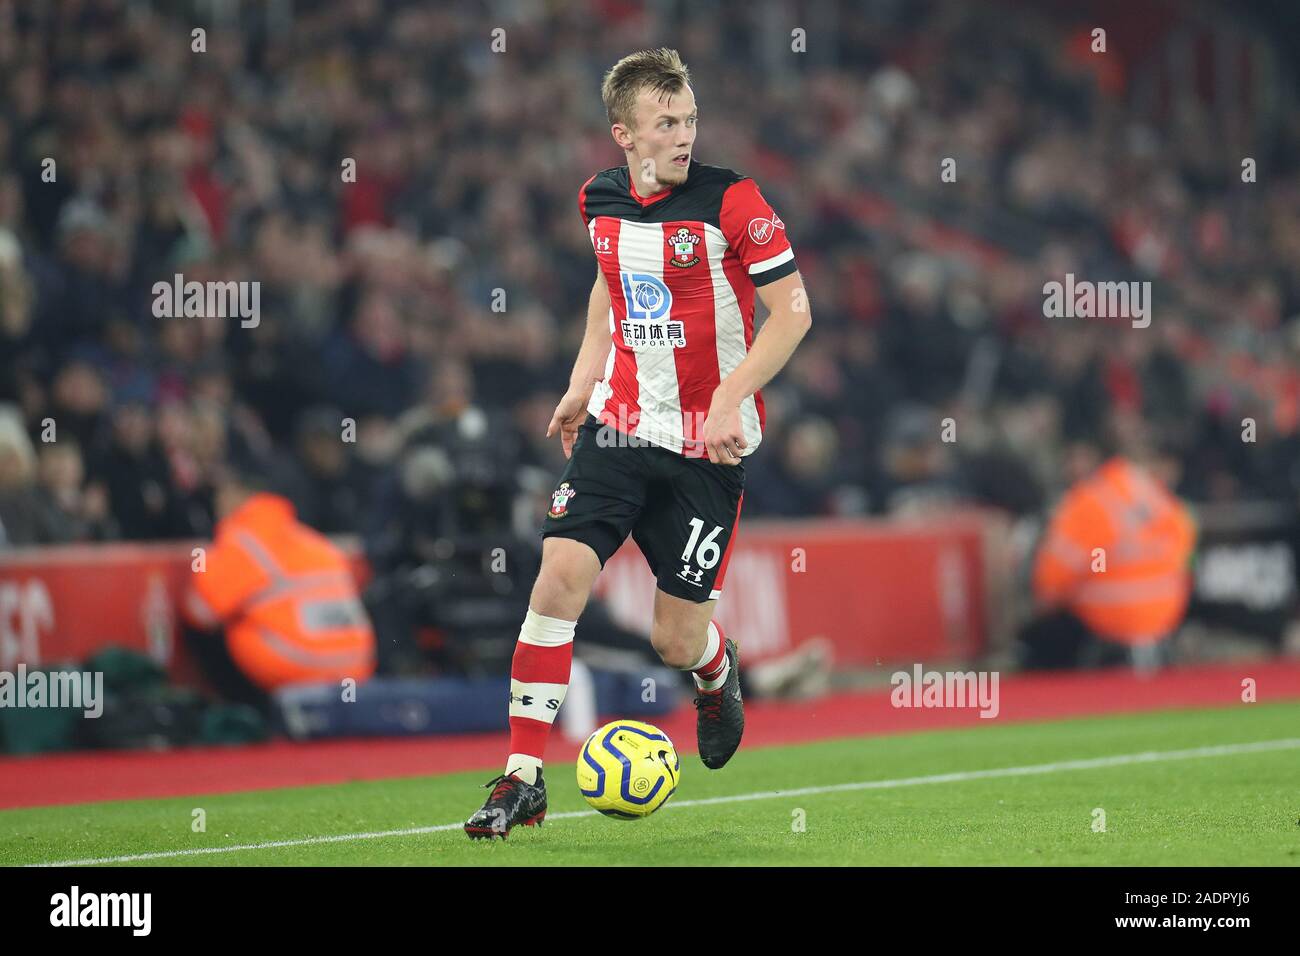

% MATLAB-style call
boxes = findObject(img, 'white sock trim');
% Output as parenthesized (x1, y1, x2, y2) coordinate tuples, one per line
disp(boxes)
(519, 607, 577, 647)
(506, 753, 544, 785)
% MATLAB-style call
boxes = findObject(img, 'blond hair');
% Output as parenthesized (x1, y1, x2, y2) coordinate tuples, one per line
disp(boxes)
(601, 48, 692, 130)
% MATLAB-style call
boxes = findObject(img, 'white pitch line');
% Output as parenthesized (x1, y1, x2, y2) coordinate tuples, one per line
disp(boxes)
(25, 736, 1300, 867)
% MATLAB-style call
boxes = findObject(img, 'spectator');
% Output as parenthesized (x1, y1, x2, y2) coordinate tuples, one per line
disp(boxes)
(0, 404, 49, 546)
(182, 462, 376, 713)
(34, 439, 118, 542)
(286, 406, 368, 535)
(1021, 443, 1197, 671)
(98, 398, 184, 540)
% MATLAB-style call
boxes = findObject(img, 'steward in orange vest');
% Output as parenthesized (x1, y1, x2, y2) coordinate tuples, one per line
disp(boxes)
(184, 471, 375, 695)
(1024, 455, 1196, 668)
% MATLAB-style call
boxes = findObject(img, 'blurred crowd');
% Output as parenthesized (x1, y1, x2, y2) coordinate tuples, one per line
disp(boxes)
(2, 0, 1300, 549)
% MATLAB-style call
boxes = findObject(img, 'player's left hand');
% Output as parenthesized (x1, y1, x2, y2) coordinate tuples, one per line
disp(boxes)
(703, 392, 747, 466)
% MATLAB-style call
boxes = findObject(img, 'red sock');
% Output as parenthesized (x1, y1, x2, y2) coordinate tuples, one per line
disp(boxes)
(506, 609, 576, 781)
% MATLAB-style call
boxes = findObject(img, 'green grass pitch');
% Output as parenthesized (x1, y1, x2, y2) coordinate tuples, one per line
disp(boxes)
(4, 701, 1298, 866)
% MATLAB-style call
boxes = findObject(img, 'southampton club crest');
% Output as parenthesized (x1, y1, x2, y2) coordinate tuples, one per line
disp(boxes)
(548, 481, 577, 518)
(667, 227, 701, 268)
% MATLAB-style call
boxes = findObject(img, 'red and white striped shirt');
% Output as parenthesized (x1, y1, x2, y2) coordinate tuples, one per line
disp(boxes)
(579, 159, 797, 458)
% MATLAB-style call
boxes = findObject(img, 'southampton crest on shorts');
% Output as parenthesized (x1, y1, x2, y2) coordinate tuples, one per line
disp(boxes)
(549, 481, 577, 518)
(667, 227, 701, 268)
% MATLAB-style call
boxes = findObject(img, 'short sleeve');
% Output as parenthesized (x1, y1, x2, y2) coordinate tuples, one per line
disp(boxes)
(719, 178, 797, 286)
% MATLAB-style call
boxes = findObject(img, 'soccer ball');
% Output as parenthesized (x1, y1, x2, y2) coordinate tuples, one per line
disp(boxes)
(577, 720, 680, 819)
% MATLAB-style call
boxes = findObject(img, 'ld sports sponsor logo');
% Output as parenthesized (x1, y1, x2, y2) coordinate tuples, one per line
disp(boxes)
(619, 271, 686, 349)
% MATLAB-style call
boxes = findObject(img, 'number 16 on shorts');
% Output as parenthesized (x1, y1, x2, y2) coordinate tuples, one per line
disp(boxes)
(678, 517, 723, 589)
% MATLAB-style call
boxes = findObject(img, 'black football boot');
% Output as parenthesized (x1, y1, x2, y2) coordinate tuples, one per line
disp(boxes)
(694, 638, 744, 769)
(464, 770, 547, 839)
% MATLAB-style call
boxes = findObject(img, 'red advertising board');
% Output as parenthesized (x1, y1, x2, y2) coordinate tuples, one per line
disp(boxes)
(0, 542, 193, 677)
(0, 517, 989, 678)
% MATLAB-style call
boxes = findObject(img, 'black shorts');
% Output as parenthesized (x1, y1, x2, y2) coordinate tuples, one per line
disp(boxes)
(540, 415, 745, 603)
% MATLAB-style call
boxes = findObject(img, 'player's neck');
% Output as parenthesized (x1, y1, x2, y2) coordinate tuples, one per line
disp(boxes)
(627, 160, 676, 200)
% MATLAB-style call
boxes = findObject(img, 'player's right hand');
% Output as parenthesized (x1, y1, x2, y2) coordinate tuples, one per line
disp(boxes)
(546, 389, 590, 459)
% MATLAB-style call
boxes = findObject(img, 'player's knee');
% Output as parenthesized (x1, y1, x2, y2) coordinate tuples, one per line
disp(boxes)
(531, 559, 592, 619)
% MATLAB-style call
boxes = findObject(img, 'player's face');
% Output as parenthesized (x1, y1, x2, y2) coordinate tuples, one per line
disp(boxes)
(627, 85, 697, 191)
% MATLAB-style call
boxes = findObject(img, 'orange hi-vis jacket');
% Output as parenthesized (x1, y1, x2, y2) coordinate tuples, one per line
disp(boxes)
(184, 493, 376, 691)
(1033, 457, 1197, 645)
